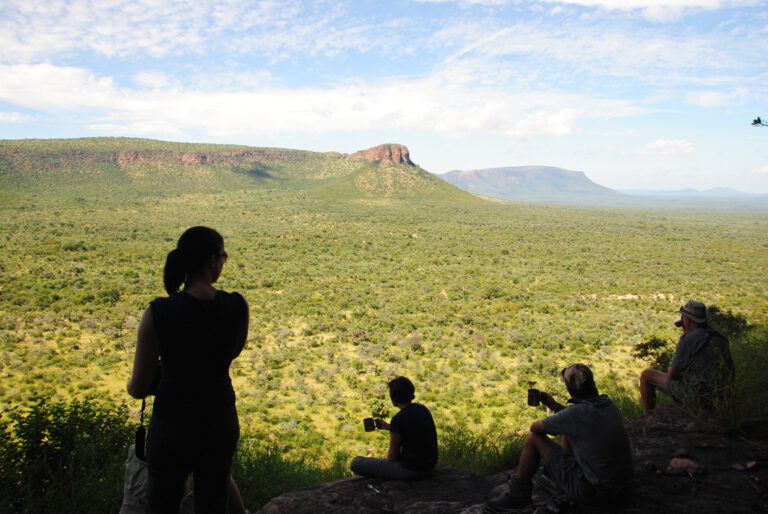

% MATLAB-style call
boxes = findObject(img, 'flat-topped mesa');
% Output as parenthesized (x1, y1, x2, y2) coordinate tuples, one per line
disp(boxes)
(347, 144, 414, 166)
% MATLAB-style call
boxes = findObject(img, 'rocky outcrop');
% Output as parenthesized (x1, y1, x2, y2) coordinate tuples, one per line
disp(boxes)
(256, 404, 768, 513)
(114, 149, 305, 167)
(0, 146, 316, 172)
(347, 145, 414, 166)
(258, 466, 497, 514)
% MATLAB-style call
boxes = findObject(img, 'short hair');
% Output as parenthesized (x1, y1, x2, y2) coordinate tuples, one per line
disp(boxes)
(560, 363, 598, 399)
(388, 376, 415, 404)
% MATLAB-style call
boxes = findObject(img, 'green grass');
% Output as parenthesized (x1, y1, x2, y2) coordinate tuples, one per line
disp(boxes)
(1, 137, 767, 511)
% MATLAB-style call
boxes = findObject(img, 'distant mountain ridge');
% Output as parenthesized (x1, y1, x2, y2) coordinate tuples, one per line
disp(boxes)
(621, 187, 765, 198)
(438, 165, 626, 205)
(0, 138, 473, 202)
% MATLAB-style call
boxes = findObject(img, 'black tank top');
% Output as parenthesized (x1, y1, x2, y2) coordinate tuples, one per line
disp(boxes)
(150, 290, 247, 415)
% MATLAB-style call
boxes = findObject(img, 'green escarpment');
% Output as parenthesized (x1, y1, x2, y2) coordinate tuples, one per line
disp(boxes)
(0, 137, 474, 202)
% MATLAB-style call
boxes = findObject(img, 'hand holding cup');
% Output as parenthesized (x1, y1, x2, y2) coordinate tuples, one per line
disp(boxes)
(527, 388, 541, 406)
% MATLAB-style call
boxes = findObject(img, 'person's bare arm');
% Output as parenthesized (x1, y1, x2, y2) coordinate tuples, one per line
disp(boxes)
(540, 392, 565, 412)
(127, 306, 160, 398)
(667, 366, 680, 380)
(386, 431, 402, 461)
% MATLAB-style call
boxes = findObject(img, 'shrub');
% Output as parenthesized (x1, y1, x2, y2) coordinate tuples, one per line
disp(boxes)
(0, 395, 134, 513)
(708, 306, 749, 339)
(633, 335, 674, 371)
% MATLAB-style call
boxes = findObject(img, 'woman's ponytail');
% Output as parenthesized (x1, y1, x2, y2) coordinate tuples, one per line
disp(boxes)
(163, 248, 186, 295)
(163, 226, 224, 296)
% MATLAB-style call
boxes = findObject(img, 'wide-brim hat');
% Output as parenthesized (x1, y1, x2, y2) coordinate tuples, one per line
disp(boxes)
(679, 299, 710, 324)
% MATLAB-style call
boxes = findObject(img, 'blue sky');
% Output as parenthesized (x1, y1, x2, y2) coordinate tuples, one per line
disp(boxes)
(1, 0, 767, 192)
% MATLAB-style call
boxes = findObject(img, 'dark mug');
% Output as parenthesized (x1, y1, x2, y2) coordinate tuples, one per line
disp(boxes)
(363, 417, 376, 432)
(527, 388, 541, 406)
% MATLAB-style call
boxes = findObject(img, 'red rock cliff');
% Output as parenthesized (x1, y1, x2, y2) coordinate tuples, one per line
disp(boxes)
(114, 149, 303, 167)
(347, 144, 414, 166)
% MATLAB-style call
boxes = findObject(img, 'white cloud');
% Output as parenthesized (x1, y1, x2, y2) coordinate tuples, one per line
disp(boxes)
(0, 64, 117, 111)
(0, 0, 401, 65)
(0, 111, 32, 122)
(684, 87, 749, 106)
(640, 139, 695, 155)
(133, 72, 170, 88)
(415, 0, 509, 4)
(543, 0, 746, 7)
(0, 63, 645, 140)
(757, 165, 768, 175)
(428, 17, 763, 91)
(543, 0, 763, 21)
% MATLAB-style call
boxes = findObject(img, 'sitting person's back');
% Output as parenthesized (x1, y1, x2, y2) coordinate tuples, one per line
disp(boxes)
(667, 325, 734, 410)
(350, 376, 438, 480)
(390, 402, 439, 472)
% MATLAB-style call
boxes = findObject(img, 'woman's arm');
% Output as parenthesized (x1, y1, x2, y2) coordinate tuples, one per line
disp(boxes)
(386, 431, 402, 461)
(127, 306, 160, 399)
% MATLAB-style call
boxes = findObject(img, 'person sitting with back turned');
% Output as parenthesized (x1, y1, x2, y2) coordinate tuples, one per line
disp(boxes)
(350, 376, 438, 480)
(486, 364, 632, 512)
(640, 299, 734, 415)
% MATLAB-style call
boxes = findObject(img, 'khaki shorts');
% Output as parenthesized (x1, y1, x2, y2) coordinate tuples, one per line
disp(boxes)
(542, 445, 596, 500)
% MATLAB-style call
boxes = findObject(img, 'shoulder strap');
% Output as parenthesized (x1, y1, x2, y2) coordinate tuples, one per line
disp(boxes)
(135, 399, 147, 461)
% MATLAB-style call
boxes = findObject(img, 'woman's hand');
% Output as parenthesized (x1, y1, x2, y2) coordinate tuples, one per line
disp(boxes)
(374, 418, 390, 430)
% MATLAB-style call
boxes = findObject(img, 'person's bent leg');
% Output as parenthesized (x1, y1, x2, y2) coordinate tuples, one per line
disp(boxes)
(487, 432, 559, 512)
(350, 457, 425, 480)
(640, 369, 669, 414)
(517, 431, 558, 484)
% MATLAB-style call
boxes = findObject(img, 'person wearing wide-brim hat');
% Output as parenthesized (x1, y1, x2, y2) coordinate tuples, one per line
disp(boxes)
(639, 299, 734, 415)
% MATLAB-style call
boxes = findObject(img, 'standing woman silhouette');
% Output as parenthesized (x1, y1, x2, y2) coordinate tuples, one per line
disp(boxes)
(128, 226, 249, 514)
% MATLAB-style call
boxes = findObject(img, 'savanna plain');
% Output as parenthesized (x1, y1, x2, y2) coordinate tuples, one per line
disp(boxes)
(1, 138, 767, 512)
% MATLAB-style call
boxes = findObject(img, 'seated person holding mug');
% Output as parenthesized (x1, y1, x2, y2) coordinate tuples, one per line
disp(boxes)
(350, 376, 438, 480)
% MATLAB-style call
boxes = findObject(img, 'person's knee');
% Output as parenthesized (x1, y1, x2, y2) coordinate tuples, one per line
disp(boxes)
(523, 431, 538, 448)
(640, 368, 658, 386)
(350, 456, 366, 474)
(524, 431, 550, 453)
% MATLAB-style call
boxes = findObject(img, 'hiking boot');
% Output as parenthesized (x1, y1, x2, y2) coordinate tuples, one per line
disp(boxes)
(485, 477, 533, 513)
